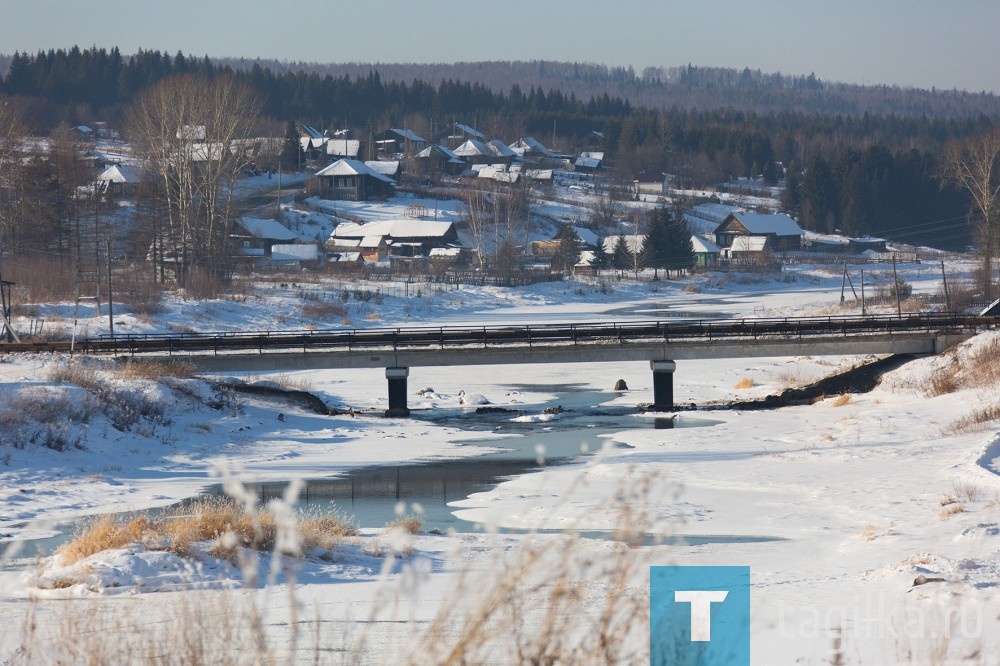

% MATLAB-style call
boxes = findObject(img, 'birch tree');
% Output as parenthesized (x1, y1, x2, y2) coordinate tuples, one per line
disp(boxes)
(942, 128, 1000, 300)
(125, 75, 262, 284)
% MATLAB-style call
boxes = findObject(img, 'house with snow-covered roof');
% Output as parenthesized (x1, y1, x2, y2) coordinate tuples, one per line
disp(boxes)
(510, 137, 558, 159)
(315, 159, 395, 201)
(574, 152, 604, 173)
(440, 122, 485, 148)
(328, 219, 459, 258)
(326, 139, 361, 160)
(364, 160, 402, 181)
(233, 217, 301, 263)
(414, 144, 466, 175)
(713, 211, 803, 252)
(375, 128, 427, 156)
(95, 164, 142, 196)
(690, 235, 722, 267)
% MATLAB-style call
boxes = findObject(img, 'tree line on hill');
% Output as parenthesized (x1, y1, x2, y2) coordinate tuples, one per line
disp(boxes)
(0, 47, 997, 250)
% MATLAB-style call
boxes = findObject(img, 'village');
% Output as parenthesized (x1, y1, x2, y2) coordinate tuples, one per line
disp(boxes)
(76, 118, 916, 294)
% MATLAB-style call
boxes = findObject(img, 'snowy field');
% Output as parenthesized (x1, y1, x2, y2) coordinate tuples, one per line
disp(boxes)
(2, 260, 1000, 664)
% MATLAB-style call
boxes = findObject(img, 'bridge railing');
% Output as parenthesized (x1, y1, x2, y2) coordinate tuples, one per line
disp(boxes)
(41, 312, 990, 357)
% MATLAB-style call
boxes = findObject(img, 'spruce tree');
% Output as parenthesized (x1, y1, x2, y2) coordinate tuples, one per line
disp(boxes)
(591, 234, 611, 272)
(612, 236, 632, 274)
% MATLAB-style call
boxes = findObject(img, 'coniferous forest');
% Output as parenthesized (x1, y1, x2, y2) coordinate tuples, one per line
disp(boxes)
(2, 46, 998, 248)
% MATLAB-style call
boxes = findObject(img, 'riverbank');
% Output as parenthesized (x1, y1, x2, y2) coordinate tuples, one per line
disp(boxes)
(3, 263, 1000, 663)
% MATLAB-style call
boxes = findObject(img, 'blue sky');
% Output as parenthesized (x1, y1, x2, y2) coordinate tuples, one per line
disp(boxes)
(3, 0, 998, 93)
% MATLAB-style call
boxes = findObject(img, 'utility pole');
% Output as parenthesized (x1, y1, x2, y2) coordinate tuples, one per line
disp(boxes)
(941, 260, 951, 311)
(107, 234, 114, 338)
(860, 267, 866, 316)
(892, 255, 901, 317)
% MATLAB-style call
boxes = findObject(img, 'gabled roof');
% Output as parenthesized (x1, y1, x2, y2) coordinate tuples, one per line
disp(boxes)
(575, 155, 602, 169)
(364, 160, 400, 177)
(96, 164, 142, 183)
(360, 235, 387, 249)
(238, 217, 299, 241)
(332, 219, 455, 241)
(300, 136, 326, 150)
(721, 211, 803, 237)
(299, 125, 324, 139)
(326, 139, 360, 158)
(315, 159, 396, 185)
(485, 139, 517, 158)
(690, 235, 721, 254)
(453, 139, 490, 157)
(510, 137, 557, 158)
(388, 128, 426, 143)
(416, 144, 464, 163)
(570, 226, 600, 247)
(451, 123, 485, 140)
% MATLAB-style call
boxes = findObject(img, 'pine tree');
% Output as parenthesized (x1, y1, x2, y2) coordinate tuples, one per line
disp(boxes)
(280, 121, 301, 171)
(591, 234, 611, 272)
(612, 236, 632, 274)
(642, 208, 694, 278)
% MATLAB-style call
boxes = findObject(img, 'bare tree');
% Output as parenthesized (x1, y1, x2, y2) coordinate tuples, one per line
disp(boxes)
(460, 184, 491, 272)
(0, 97, 26, 251)
(125, 75, 262, 284)
(590, 193, 621, 237)
(942, 128, 1000, 300)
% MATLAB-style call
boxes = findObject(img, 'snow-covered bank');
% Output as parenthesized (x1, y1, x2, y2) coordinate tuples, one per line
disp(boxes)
(2, 263, 1000, 663)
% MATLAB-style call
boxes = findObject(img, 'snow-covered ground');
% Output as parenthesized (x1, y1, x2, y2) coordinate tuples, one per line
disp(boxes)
(2, 259, 999, 664)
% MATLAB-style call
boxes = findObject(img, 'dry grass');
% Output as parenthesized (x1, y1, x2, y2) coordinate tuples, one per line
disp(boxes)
(734, 377, 756, 390)
(925, 339, 1000, 397)
(245, 373, 314, 391)
(829, 394, 852, 407)
(300, 300, 348, 320)
(948, 402, 1000, 434)
(116, 359, 195, 380)
(56, 498, 360, 565)
(938, 504, 965, 520)
(385, 514, 423, 535)
(952, 480, 983, 503)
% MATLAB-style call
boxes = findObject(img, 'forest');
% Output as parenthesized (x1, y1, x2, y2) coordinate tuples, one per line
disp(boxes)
(0, 46, 997, 249)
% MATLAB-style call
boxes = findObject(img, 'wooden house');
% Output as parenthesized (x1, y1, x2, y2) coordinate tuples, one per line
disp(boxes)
(95, 164, 142, 197)
(233, 217, 300, 267)
(414, 144, 466, 175)
(315, 159, 395, 201)
(713, 211, 803, 252)
(375, 128, 427, 157)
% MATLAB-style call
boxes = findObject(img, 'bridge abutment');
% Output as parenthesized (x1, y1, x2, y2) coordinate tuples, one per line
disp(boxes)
(385, 367, 410, 417)
(651, 360, 676, 411)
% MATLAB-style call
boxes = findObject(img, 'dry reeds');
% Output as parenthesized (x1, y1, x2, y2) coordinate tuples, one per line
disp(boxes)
(829, 394, 852, 407)
(117, 359, 195, 380)
(734, 377, 756, 390)
(55, 498, 360, 565)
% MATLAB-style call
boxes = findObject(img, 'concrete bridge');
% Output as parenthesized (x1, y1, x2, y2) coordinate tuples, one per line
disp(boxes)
(56, 313, 990, 416)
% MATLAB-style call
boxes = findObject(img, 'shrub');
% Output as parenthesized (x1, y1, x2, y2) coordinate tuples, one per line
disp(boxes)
(734, 377, 756, 390)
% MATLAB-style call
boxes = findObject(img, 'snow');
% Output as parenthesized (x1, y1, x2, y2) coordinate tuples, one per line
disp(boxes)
(0, 179, 997, 661)
(238, 217, 299, 241)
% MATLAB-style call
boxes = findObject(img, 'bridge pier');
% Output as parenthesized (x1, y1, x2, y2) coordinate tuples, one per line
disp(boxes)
(650, 360, 676, 411)
(385, 367, 410, 417)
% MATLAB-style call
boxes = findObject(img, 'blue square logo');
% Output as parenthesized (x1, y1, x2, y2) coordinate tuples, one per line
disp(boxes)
(650, 566, 750, 666)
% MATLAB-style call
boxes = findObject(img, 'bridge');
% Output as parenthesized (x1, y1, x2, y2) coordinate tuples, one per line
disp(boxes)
(8, 313, 989, 416)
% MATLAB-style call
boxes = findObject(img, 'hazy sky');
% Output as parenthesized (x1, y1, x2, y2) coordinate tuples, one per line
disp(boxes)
(3, 0, 998, 93)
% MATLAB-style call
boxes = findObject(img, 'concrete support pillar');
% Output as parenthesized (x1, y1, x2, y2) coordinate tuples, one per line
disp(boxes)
(650, 360, 677, 412)
(385, 367, 410, 417)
